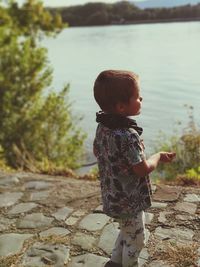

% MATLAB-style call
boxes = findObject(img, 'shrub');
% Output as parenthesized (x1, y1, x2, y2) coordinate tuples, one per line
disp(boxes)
(0, 1, 86, 172)
(154, 106, 200, 181)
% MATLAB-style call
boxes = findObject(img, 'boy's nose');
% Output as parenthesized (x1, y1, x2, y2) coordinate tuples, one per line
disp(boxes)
(140, 96, 143, 101)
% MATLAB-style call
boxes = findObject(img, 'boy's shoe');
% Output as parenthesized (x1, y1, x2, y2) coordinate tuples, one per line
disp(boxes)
(104, 260, 122, 267)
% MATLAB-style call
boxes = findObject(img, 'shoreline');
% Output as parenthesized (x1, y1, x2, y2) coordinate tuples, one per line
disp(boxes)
(67, 17, 200, 28)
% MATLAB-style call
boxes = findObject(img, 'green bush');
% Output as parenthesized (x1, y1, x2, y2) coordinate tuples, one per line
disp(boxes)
(154, 106, 200, 181)
(0, 1, 86, 172)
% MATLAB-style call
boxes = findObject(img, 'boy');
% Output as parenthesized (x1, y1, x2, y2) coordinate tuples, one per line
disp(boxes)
(93, 70, 175, 267)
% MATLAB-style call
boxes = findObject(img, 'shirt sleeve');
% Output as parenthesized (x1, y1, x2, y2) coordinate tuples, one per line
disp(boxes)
(120, 130, 145, 166)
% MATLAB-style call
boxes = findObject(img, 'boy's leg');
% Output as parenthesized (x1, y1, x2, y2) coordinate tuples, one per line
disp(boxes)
(110, 224, 123, 265)
(121, 211, 146, 267)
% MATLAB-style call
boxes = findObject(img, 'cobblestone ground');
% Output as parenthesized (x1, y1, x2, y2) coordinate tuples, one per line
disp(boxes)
(0, 171, 199, 267)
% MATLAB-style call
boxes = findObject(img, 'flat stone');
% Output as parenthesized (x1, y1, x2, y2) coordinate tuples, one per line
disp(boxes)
(0, 175, 20, 186)
(158, 212, 171, 224)
(0, 233, 32, 257)
(148, 260, 171, 267)
(68, 253, 108, 267)
(17, 213, 54, 229)
(98, 222, 120, 254)
(151, 184, 157, 193)
(0, 192, 23, 207)
(39, 227, 70, 238)
(153, 185, 182, 202)
(8, 202, 38, 214)
(174, 202, 197, 214)
(145, 212, 154, 224)
(139, 248, 149, 260)
(176, 214, 195, 221)
(79, 213, 110, 231)
(65, 210, 85, 225)
(72, 232, 97, 250)
(151, 202, 168, 208)
(145, 229, 151, 243)
(21, 242, 70, 267)
(29, 190, 50, 201)
(184, 193, 200, 203)
(72, 210, 86, 217)
(25, 181, 52, 190)
(95, 205, 103, 212)
(52, 207, 73, 221)
(154, 227, 194, 241)
(139, 248, 149, 266)
(65, 216, 79, 226)
(0, 217, 16, 231)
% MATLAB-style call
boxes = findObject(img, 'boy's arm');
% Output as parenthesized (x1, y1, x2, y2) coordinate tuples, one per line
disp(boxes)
(132, 152, 176, 177)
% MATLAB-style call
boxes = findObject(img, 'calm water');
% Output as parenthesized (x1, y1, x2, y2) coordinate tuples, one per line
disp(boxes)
(43, 22, 200, 162)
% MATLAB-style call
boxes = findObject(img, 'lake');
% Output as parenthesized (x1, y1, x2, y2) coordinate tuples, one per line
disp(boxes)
(43, 21, 200, 164)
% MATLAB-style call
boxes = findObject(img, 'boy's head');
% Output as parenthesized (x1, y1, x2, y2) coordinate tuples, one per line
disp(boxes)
(93, 70, 142, 115)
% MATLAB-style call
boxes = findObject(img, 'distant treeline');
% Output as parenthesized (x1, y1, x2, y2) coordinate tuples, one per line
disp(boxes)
(50, 1, 200, 27)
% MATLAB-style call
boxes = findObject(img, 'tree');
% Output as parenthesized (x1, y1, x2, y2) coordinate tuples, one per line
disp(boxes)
(0, 0, 86, 171)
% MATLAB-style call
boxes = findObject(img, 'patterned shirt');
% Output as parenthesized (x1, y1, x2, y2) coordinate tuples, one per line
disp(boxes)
(93, 123, 152, 219)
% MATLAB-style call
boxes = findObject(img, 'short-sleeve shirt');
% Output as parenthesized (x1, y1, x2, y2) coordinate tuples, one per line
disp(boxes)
(93, 123, 152, 219)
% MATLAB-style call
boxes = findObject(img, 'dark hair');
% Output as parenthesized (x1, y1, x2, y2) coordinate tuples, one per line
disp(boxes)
(93, 70, 139, 112)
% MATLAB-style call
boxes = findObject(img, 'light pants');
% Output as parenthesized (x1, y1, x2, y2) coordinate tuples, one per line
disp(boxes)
(111, 211, 145, 267)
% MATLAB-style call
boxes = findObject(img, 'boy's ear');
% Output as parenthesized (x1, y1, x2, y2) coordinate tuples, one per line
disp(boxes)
(115, 102, 125, 113)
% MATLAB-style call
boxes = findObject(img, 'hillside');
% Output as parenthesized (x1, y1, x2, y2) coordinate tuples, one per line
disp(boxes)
(53, 1, 200, 27)
(133, 0, 200, 9)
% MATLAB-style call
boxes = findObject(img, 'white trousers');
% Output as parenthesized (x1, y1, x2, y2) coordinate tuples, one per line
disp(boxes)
(111, 211, 146, 267)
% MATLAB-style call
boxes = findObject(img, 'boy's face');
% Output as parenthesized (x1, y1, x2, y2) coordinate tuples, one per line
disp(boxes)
(116, 87, 142, 116)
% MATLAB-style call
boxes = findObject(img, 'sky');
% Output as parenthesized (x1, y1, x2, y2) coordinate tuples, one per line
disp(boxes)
(16, 0, 143, 7)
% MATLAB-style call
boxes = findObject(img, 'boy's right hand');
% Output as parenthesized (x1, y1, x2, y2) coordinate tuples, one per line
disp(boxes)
(160, 152, 176, 163)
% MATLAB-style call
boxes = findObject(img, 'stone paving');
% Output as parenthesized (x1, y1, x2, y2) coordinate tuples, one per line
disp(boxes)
(0, 172, 199, 267)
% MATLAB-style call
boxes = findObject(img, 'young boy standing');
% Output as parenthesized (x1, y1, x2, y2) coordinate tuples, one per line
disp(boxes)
(93, 70, 175, 267)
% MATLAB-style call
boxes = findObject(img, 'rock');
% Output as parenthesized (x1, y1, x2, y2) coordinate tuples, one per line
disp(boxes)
(0, 175, 20, 186)
(0, 192, 23, 207)
(145, 229, 151, 243)
(65, 216, 79, 226)
(17, 213, 54, 229)
(72, 232, 97, 250)
(68, 253, 108, 267)
(158, 212, 171, 224)
(52, 207, 74, 221)
(148, 260, 171, 267)
(8, 202, 38, 214)
(39, 227, 70, 238)
(29, 190, 50, 201)
(21, 242, 70, 267)
(174, 202, 197, 214)
(0, 233, 32, 257)
(154, 227, 194, 241)
(98, 222, 120, 254)
(151, 184, 157, 193)
(184, 194, 200, 203)
(151, 202, 168, 208)
(25, 181, 52, 190)
(139, 248, 149, 266)
(72, 210, 86, 217)
(94, 205, 103, 212)
(79, 213, 110, 232)
(176, 214, 194, 221)
(153, 185, 182, 202)
(145, 212, 154, 224)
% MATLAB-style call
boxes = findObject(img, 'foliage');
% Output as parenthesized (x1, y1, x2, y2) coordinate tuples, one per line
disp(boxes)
(79, 166, 99, 180)
(154, 106, 200, 182)
(0, 0, 86, 171)
(176, 166, 200, 186)
(50, 1, 200, 27)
